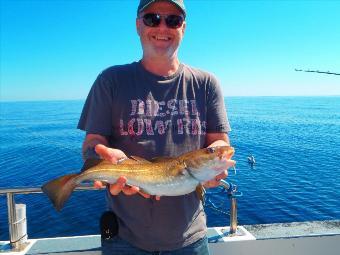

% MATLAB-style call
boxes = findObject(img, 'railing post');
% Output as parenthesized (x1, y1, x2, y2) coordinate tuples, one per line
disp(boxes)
(219, 180, 241, 236)
(229, 195, 238, 234)
(0, 185, 105, 251)
(6, 193, 28, 251)
(7, 193, 17, 248)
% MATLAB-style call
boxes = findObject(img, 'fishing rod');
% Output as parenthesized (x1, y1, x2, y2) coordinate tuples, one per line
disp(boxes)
(295, 69, 340, 76)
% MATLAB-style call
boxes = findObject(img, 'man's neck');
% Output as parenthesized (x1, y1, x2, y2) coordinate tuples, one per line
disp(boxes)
(141, 56, 180, 77)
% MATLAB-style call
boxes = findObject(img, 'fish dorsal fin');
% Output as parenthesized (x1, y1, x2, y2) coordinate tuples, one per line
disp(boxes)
(150, 156, 175, 163)
(81, 159, 106, 172)
(81, 157, 147, 171)
(117, 158, 138, 165)
(130, 156, 152, 164)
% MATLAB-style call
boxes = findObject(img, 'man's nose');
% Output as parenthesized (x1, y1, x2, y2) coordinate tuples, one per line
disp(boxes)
(158, 18, 168, 29)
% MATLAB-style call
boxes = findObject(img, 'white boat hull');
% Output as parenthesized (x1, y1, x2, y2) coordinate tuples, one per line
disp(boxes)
(1, 221, 339, 255)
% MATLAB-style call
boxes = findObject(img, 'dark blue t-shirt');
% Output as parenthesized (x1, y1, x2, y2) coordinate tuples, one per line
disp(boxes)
(78, 61, 230, 251)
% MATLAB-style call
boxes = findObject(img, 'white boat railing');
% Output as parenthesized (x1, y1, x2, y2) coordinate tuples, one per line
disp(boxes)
(0, 181, 240, 252)
(0, 186, 102, 251)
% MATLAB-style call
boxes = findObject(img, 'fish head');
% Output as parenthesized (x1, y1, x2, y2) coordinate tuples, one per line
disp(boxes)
(183, 146, 234, 182)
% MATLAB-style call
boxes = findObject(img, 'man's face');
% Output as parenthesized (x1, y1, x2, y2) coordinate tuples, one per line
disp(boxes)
(136, 1, 186, 59)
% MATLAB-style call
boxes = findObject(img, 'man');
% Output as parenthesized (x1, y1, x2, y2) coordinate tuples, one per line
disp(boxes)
(78, 0, 235, 254)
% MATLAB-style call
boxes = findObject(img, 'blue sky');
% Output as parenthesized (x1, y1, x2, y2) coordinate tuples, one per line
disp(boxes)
(1, 0, 339, 101)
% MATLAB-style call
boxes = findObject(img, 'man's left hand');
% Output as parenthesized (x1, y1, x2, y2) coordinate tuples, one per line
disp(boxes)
(203, 170, 228, 188)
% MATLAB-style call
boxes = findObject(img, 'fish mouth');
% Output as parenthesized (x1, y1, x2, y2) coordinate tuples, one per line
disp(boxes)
(214, 146, 234, 160)
(212, 157, 228, 172)
(211, 147, 234, 172)
(219, 150, 228, 160)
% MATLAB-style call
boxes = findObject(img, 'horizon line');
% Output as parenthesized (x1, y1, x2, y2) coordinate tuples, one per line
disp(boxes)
(1, 95, 339, 103)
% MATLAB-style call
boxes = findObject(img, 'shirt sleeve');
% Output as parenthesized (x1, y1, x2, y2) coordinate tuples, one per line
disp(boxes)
(77, 73, 114, 135)
(206, 75, 231, 133)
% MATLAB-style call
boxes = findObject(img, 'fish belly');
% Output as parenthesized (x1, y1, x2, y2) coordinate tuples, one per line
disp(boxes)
(128, 176, 199, 196)
(79, 171, 198, 196)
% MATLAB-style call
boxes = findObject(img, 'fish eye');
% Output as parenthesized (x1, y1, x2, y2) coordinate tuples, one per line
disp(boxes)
(207, 147, 216, 153)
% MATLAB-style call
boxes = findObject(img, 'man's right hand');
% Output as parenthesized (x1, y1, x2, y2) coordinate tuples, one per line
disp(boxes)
(93, 144, 160, 200)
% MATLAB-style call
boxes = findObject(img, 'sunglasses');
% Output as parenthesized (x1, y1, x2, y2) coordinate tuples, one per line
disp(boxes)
(141, 13, 184, 29)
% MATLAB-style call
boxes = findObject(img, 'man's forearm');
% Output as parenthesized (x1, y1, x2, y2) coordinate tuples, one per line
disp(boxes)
(207, 139, 229, 148)
(82, 134, 109, 160)
(205, 132, 230, 147)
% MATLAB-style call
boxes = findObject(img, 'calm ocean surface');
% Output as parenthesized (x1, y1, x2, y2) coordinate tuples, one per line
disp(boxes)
(1, 97, 339, 240)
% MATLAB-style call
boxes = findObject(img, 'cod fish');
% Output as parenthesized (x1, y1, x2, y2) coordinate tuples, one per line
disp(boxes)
(42, 146, 234, 211)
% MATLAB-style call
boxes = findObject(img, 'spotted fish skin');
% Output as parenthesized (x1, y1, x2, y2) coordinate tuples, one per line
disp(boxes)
(42, 146, 234, 211)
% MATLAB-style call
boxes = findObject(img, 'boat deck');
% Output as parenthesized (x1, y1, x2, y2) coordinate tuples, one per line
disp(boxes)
(1, 220, 339, 255)
(244, 220, 340, 239)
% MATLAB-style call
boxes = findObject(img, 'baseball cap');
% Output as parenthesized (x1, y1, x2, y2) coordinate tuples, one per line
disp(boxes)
(137, 0, 186, 18)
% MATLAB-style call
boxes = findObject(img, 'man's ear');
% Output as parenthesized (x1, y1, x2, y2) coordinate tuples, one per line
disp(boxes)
(136, 18, 141, 36)
(181, 21, 186, 36)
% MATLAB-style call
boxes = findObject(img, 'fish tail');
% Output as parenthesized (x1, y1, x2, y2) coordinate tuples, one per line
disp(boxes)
(42, 173, 78, 211)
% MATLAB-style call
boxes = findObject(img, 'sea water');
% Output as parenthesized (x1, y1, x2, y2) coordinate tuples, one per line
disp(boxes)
(0, 97, 339, 240)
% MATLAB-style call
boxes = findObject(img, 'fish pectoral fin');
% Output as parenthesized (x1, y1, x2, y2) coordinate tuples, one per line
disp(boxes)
(168, 164, 188, 177)
(130, 156, 152, 164)
(195, 184, 206, 202)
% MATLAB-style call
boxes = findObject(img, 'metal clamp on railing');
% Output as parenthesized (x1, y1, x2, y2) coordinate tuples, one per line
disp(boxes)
(219, 180, 243, 235)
